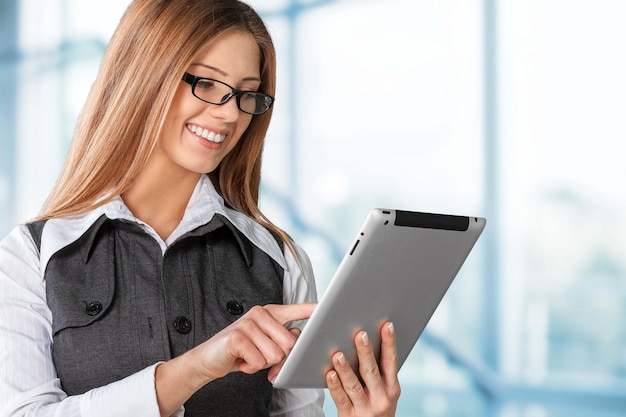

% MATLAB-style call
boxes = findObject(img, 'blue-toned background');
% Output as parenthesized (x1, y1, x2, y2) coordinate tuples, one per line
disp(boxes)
(1, 1, 625, 416)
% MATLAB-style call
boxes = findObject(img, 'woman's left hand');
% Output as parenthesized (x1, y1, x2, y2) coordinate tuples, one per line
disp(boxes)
(326, 322, 401, 417)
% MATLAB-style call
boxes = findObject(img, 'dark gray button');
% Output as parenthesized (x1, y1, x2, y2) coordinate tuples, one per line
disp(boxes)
(173, 316, 192, 334)
(85, 301, 102, 316)
(226, 300, 244, 316)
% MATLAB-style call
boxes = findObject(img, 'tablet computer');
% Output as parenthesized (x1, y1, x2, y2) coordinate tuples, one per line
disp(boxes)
(273, 208, 486, 389)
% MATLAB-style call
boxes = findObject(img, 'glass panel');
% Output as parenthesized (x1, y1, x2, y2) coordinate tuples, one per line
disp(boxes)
(498, 0, 626, 391)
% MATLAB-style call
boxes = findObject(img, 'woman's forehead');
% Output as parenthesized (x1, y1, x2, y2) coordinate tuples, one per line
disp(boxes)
(190, 30, 261, 79)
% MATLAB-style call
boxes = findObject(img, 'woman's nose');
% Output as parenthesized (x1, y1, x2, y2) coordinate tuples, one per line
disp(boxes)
(206, 95, 241, 122)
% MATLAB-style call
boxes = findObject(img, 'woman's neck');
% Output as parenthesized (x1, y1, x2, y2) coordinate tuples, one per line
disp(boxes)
(123, 158, 202, 241)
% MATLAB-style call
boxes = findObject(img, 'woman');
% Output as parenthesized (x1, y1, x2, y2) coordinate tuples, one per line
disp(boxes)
(0, 1, 401, 416)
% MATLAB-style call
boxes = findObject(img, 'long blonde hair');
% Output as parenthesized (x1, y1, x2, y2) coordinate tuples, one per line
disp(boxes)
(38, 0, 294, 249)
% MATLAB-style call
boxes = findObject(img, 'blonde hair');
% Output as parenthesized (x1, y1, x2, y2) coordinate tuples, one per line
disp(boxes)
(38, 0, 295, 250)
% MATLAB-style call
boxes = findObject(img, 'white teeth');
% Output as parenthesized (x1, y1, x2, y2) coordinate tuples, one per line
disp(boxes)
(188, 124, 225, 143)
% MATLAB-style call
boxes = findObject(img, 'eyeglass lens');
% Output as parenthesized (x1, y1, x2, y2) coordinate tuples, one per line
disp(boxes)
(193, 78, 272, 115)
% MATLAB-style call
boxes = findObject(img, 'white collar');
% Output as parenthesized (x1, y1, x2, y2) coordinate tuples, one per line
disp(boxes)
(39, 175, 285, 274)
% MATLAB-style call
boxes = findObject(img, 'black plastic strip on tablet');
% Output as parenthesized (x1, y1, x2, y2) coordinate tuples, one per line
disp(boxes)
(394, 210, 470, 231)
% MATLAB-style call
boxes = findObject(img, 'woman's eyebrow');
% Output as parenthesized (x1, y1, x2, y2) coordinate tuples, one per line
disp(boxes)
(192, 63, 261, 82)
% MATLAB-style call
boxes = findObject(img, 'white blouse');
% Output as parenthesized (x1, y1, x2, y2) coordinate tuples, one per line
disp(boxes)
(0, 175, 324, 417)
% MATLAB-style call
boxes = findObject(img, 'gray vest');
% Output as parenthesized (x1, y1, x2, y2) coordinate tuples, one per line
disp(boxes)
(27, 214, 284, 416)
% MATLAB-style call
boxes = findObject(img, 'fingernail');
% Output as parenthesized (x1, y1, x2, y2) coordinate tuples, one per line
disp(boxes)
(361, 331, 369, 346)
(388, 322, 395, 334)
(329, 371, 338, 383)
(337, 353, 346, 366)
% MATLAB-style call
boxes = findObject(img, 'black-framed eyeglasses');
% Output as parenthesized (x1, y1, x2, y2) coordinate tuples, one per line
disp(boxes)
(181, 72, 274, 115)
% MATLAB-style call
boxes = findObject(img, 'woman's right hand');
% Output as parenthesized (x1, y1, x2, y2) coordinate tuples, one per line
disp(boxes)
(155, 303, 315, 417)
(195, 303, 315, 380)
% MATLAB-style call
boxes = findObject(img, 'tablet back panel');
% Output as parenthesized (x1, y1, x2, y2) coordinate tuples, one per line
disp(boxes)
(273, 209, 486, 388)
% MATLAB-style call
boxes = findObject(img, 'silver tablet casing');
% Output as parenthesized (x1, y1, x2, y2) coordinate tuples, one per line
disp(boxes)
(273, 209, 486, 389)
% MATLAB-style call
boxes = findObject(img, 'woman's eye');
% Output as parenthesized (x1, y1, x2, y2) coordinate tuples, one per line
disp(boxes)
(240, 92, 257, 101)
(196, 80, 216, 90)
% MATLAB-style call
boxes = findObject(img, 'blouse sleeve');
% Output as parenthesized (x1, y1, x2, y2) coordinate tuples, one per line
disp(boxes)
(269, 242, 325, 417)
(0, 225, 173, 417)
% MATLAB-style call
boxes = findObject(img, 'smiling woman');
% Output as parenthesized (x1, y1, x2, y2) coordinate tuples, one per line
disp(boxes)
(4, 1, 626, 416)
(0, 1, 402, 417)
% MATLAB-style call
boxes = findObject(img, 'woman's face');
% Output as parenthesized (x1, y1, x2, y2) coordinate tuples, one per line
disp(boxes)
(155, 30, 262, 177)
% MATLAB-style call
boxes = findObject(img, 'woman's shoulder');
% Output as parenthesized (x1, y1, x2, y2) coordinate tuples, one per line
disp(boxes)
(12, 206, 111, 278)
(0, 224, 46, 290)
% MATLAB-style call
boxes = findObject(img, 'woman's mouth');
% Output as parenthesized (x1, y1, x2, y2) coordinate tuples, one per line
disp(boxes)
(187, 124, 226, 143)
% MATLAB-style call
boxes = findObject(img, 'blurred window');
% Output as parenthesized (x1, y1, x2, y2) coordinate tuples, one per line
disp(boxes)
(1, 1, 625, 416)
